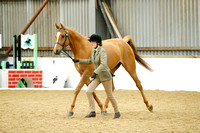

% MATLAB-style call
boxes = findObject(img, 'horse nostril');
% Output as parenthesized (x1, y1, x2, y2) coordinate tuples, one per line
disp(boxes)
(54, 49, 60, 54)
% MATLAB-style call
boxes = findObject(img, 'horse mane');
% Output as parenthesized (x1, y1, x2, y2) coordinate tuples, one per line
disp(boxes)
(61, 26, 92, 58)
(66, 27, 89, 40)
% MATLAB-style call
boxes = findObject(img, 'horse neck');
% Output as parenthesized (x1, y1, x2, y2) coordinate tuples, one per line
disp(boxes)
(68, 28, 92, 59)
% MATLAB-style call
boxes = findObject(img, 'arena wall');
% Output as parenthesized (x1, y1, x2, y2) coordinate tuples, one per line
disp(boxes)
(0, 57, 199, 92)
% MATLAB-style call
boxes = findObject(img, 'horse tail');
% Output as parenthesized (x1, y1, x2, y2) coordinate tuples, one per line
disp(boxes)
(123, 35, 153, 72)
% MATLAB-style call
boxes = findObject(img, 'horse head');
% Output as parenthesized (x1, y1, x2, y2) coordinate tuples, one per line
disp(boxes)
(54, 23, 70, 55)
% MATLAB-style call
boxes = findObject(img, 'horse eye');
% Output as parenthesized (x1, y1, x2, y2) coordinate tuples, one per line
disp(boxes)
(61, 35, 65, 38)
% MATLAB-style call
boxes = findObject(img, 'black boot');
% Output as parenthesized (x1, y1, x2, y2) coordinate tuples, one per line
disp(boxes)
(113, 112, 120, 119)
(85, 111, 96, 118)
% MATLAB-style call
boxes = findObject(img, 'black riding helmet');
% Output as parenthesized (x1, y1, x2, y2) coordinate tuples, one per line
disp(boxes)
(88, 34, 102, 46)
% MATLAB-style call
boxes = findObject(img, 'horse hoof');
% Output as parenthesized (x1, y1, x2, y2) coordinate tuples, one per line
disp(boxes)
(67, 112, 74, 116)
(148, 105, 153, 112)
(101, 111, 107, 115)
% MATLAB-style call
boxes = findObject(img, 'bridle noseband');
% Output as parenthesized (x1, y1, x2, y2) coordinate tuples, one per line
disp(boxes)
(56, 29, 70, 50)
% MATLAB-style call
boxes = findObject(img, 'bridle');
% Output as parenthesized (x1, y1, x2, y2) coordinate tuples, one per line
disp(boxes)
(56, 29, 70, 51)
(56, 29, 73, 60)
(56, 29, 90, 78)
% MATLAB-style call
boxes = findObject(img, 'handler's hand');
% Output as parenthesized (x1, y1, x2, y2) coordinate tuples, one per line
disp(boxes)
(72, 59, 79, 63)
(91, 72, 96, 79)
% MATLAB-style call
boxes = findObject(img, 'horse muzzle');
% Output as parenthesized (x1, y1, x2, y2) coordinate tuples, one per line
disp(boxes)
(53, 47, 62, 55)
(53, 43, 63, 55)
(54, 50, 61, 55)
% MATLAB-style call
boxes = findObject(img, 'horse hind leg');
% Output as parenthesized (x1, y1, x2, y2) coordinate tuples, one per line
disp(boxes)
(122, 59, 153, 112)
(102, 79, 115, 115)
(102, 63, 121, 115)
(92, 92, 104, 113)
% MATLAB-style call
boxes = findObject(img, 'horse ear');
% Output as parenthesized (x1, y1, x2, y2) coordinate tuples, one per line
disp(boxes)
(55, 24, 61, 29)
(60, 23, 66, 30)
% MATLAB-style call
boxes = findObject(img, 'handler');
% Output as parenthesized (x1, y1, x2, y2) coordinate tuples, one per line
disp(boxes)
(72, 34, 120, 119)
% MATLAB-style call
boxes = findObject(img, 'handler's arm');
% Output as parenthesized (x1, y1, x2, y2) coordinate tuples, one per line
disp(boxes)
(79, 57, 92, 64)
(94, 50, 107, 74)
(79, 51, 93, 64)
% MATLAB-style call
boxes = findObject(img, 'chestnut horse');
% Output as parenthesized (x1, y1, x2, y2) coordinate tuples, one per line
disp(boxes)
(54, 24, 153, 116)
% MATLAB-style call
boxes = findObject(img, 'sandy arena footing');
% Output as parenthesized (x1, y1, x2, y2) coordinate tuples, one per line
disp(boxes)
(0, 90, 200, 133)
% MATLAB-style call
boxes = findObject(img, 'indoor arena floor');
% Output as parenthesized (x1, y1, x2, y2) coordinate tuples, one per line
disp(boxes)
(0, 90, 200, 133)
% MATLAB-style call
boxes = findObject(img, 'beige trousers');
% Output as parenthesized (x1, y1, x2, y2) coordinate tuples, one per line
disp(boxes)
(86, 79, 119, 113)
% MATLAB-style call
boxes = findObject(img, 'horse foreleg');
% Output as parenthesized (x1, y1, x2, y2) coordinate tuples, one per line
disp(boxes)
(67, 76, 88, 116)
